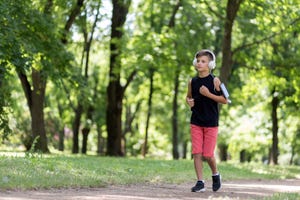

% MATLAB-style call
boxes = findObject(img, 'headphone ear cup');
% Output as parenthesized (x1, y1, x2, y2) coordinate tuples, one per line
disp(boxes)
(208, 60, 216, 69)
(193, 58, 197, 67)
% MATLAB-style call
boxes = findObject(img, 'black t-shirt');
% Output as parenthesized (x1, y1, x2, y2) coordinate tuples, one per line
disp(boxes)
(190, 74, 221, 127)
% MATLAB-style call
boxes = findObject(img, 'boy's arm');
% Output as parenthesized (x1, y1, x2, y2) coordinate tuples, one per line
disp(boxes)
(200, 85, 228, 104)
(186, 79, 194, 107)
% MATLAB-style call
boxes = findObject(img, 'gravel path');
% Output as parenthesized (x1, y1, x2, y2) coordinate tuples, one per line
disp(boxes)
(1, 179, 299, 200)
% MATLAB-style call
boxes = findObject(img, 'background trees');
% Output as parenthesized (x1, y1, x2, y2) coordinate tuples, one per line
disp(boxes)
(0, 0, 299, 165)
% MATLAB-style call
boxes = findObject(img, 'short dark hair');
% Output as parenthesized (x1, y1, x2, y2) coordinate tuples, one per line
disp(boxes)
(195, 50, 214, 61)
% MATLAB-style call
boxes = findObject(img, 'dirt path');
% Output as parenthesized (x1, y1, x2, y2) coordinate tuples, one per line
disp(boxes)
(1, 179, 299, 200)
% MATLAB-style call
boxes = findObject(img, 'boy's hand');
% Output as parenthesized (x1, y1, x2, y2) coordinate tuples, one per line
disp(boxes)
(187, 98, 194, 107)
(200, 85, 210, 97)
(213, 77, 221, 91)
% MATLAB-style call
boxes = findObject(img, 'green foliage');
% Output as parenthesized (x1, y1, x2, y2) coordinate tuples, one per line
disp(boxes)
(0, 0, 299, 163)
(0, 67, 12, 141)
(0, 0, 74, 147)
(1, 0, 71, 71)
(220, 0, 300, 162)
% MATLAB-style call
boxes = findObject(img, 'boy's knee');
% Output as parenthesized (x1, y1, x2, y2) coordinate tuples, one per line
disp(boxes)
(193, 153, 202, 159)
(203, 156, 214, 161)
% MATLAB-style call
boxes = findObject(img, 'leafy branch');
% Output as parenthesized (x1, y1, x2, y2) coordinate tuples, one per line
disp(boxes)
(233, 17, 300, 54)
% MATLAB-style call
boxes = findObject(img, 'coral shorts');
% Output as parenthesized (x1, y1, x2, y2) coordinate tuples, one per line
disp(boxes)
(190, 124, 218, 157)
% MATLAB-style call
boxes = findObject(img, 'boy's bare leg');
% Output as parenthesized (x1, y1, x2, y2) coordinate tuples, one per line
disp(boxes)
(193, 154, 203, 180)
(206, 156, 221, 191)
(205, 156, 218, 175)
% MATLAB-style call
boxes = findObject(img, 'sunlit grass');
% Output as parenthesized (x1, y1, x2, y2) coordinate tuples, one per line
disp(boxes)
(223, 161, 300, 179)
(263, 193, 300, 200)
(0, 153, 299, 190)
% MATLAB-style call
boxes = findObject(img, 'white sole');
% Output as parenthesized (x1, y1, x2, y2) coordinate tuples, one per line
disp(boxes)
(192, 188, 206, 192)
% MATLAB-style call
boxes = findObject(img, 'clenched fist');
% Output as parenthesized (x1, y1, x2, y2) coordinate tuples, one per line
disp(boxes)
(199, 85, 210, 97)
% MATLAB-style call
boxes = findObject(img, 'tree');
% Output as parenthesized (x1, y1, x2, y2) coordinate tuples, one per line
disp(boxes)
(168, 0, 182, 160)
(106, 0, 133, 156)
(68, 1, 100, 154)
(1, 0, 71, 152)
(219, 0, 244, 85)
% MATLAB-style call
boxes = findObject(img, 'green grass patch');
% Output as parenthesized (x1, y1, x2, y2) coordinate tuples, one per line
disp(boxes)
(0, 153, 299, 190)
(222, 161, 300, 180)
(263, 193, 300, 200)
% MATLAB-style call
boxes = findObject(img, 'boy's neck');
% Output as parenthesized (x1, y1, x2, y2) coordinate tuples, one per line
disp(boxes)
(198, 71, 210, 78)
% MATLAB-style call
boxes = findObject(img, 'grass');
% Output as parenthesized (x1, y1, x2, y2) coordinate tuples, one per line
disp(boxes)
(263, 193, 300, 200)
(0, 152, 300, 191)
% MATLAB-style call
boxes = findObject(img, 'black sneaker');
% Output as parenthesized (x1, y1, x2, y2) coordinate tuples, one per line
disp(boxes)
(191, 181, 205, 192)
(212, 174, 221, 192)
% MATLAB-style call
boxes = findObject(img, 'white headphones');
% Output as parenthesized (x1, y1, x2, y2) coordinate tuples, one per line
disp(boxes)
(192, 49, 216, 70)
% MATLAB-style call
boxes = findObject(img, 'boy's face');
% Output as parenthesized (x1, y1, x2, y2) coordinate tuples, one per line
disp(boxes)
(195, 55, 210, 72)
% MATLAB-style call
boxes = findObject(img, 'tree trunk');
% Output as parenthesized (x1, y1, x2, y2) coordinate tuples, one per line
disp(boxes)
(290, 127, 300, 165)
(172, 67, 180, 159)
(106, 0, 131, 156)
(270, 88, 279, 165)
(219, 144, 228, 161)
(219, 0, 244, 85)
(58, 128, 64, 151)
(142, 68, 154, 157)
(123, 102, 141, 155)
(240, 149, 251, 163)
(18, 69, 49, 153)
(61, 0, 85, 44)
(168, 0, 182, 160)
(81, 106, 94, 154)
(57, 104, 64, 151)
(31, 69, 48, 152)
(72, 104, 83, 153)
(182, 140, 188, 159)
(81, 127, 90, 154)
(106, 83, 123, 156)
(97, 124, 105, 155)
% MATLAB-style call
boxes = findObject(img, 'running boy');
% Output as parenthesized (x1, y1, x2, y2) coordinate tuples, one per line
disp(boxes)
(186, 49, 228, 192)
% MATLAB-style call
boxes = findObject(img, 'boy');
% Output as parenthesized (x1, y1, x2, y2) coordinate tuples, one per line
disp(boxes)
(186, 49, 227, 192)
